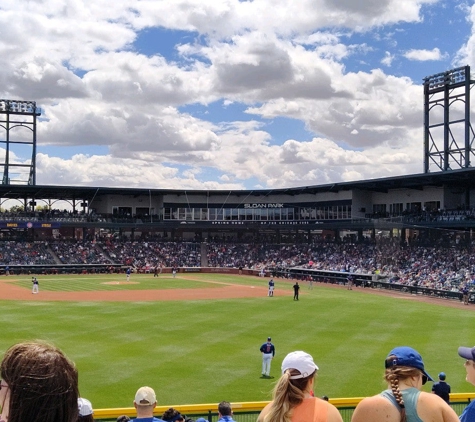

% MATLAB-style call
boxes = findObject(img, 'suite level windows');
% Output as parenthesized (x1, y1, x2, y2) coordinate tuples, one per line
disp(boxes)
(163, 205, 351, 221)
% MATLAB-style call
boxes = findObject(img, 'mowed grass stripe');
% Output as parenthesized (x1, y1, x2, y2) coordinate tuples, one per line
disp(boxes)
(0, 274, 474, 408)
(10, 274, 222, 292)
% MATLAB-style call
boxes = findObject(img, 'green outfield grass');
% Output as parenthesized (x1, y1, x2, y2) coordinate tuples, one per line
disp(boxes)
(1, 273, 474, 409)
(12, 273, 221, 291)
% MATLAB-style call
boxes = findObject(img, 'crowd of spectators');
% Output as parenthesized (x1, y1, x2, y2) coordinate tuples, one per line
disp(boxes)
(50, 241, 110, 265)
(100, 240, 201, 268)
(0, 241, 56, 265)
(0, 238, 474, 293)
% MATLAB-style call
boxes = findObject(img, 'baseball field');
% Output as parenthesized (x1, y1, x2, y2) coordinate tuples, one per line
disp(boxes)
(0, 272, 473, 410)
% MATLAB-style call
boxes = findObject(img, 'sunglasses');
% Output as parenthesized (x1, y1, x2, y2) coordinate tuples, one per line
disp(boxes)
(421, 374, 428, 385)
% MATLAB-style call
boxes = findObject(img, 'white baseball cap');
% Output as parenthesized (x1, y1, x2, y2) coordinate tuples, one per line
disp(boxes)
(281, 351, 319, 379)
(78, 398, 93, 416)
(135, 386, 157, 406)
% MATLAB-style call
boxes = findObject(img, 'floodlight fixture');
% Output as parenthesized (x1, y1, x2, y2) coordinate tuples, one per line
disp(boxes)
(423, 66, 469, 91)
(0, 99, 42, 116)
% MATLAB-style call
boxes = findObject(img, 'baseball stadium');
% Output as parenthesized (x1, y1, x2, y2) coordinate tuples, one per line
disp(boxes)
(1, 68, 475, 421)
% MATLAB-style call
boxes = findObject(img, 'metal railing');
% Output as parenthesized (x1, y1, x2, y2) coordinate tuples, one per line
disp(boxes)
(92, 393, 475, 422)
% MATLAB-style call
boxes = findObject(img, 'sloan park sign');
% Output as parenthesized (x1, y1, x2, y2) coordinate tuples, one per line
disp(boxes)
(244, 203, 284, 208)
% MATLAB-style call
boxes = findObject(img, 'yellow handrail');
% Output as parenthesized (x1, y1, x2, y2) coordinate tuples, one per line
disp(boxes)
(93, 393, 475, 419)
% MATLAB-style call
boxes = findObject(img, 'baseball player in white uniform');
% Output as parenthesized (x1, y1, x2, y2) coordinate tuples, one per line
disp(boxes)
(31, 277, 39, 294)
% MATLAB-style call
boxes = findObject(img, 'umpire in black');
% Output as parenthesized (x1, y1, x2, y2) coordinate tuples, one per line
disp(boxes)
(432, 372, 451, 403)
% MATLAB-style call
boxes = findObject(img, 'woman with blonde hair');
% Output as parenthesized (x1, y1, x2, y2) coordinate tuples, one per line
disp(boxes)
(257, 351, 343, 422)
(351, 346, 458, 422)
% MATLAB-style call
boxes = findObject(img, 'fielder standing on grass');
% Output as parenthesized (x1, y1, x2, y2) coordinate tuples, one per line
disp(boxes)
(293, 281, 300, 300)
(31, 276, 39, 294)
(260, 337, 275, 378)
(268, 278, 275, 297)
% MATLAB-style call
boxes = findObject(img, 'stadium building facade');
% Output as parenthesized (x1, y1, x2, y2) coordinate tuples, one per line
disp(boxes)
(0, 167, 474, 243)
(2, 67, 475, 243)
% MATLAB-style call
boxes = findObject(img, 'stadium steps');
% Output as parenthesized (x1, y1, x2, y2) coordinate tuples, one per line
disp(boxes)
(46, 244, 63, 265)
(93, 243, 115, 264)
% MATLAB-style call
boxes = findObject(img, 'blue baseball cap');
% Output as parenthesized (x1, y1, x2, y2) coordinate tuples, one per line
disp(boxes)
(458, 346, 475, 360)
(438, 372, 446, 380)
(385, 346, 433, 382)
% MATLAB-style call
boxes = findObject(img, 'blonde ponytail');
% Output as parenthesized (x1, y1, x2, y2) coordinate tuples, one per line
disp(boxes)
(264, 369, 314, 422)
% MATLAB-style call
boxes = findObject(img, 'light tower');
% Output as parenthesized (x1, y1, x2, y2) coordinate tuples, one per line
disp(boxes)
(423, 66, 475, 172)
(0, 99, 42, 185)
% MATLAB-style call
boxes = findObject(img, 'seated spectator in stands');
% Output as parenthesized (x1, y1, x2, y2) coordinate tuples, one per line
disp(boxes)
(258, 351, 342, 422)
(132, 386, 165, 422)
(0, 340, 79, 422)
(78, 397, 94, 422)
(161, 408, 184, 422)
(351, 346, 458, 422)
(218, 401, 236, 422)
(457, 345, 475, 422)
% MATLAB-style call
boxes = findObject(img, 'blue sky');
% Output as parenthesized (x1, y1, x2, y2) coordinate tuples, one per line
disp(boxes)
(1, 0, 475, 190)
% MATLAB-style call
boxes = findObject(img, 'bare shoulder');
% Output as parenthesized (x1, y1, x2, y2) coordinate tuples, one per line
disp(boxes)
(351, 396, 399, 422)
(417, 392, 459, 421)
(257, 402, 272, 422)
(324, 400, 343, 422)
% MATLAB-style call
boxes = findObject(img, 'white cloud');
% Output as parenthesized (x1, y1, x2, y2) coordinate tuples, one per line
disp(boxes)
(381, 51, 395, 67)
(454, 3, 475, 66)
(0, 0, 461, 190)
(404, 47, 447, 61)
(36, 153, 244, 190)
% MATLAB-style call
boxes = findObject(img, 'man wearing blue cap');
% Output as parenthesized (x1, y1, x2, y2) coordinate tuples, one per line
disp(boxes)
(432, 372, 451, 403)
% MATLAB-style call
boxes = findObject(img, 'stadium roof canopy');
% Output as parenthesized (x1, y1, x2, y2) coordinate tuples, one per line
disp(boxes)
(0, 168, 474, 201)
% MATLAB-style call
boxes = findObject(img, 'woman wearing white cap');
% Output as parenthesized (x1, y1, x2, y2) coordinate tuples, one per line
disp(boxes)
(351, 346, 458, 422)
(257, 351, 343, 422)
(78, 397, 94, 422)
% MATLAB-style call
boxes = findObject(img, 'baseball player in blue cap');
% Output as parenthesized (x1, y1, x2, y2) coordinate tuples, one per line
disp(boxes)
(260, 337, 275, 378)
